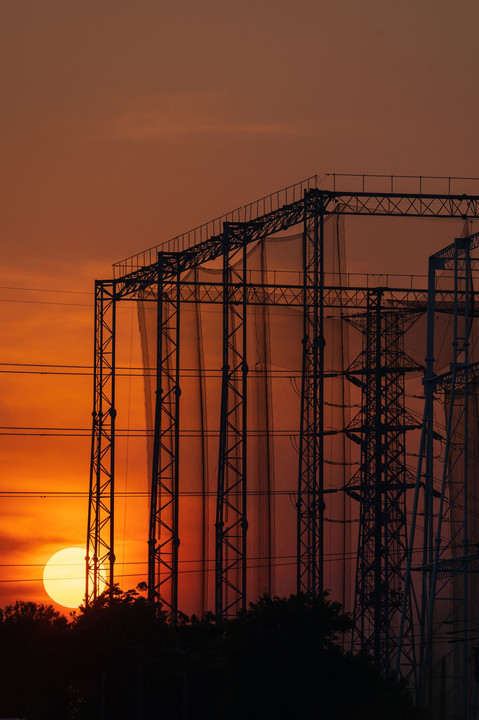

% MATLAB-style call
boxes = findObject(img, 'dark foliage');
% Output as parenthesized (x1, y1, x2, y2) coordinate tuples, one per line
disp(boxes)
(0, 601, 70, 718)
(0, 589, 423, 720)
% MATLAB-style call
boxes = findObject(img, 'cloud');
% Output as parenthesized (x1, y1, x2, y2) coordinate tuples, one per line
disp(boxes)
(0, 525, 74, 555)
(107, 91, 299, 141)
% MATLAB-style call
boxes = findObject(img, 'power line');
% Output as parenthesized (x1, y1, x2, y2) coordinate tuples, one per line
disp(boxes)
(0, 286, 92, 295)
(0, 559, 298, 584)
(0, 299, 92, 307)
(0, 489, 302, 499)
(0, 543, 434, 584)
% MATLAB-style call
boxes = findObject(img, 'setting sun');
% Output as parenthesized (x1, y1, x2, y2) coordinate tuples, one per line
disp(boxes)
(43, 547, 90, 608)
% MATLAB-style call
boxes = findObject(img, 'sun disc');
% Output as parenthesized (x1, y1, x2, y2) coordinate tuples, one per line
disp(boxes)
(43, 547, 89, 608)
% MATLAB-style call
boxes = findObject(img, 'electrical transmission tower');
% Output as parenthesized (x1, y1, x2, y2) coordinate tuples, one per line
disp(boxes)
(345, 291, 421, 675)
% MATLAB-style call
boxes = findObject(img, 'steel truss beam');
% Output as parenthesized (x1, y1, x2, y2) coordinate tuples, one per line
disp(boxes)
(297, 193, 325, 595)
(87, 280, 116, 603)
(122, 281, 431, 309)
(345, 292, 421, 675)
(399, 233, 478, 720)
(329, 191, 479, 218)
(148, 253, 181, 621)
(216, 225, 248, 618)
(112, 278, 475, 316)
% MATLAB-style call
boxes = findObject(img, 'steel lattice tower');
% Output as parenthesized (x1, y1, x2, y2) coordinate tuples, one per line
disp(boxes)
(345, 291, 421, 675)
(148, 253, 181, 621)
(297, 191, 325, 596)
(86, 279, 116, 604)
(215, 226, 249, 619)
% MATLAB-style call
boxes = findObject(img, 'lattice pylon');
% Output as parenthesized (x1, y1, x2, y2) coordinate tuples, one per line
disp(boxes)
(345, 292, 420, 676)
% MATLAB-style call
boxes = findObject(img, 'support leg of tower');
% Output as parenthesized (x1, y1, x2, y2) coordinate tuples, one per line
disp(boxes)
(215, 224, 248, 619)
(87, 279, 117, 604)
(148, 253, 181, 622)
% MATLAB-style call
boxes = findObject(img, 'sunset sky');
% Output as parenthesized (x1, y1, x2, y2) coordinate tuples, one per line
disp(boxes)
(1, 0, 479, 612)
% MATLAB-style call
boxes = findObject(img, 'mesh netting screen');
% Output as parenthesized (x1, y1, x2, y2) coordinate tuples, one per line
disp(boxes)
(137, 214, 351, 615)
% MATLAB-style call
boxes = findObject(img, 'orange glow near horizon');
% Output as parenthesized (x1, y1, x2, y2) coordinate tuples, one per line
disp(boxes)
(1, 0, 479, 612)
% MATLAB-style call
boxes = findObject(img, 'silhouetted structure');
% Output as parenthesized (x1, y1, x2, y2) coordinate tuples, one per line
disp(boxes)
(87, 174, 479, 719)
(399, 232, 479, 719)
(346, 300, 420, 676)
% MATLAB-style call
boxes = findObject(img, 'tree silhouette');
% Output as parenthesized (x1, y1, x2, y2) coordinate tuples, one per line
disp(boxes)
(0, 590, 423, 719)
(0, 601, 70, 719)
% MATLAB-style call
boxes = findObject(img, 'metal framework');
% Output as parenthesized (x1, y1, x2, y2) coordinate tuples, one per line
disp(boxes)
(87, 280, 116, 603)
(345, 292, 421, 675)
(87, 182, 479, 697)
(215, 225, 249, 618)
(147, 253, 181, 621)
(297, 192, 325, 595)
(399, 232, 479, 719)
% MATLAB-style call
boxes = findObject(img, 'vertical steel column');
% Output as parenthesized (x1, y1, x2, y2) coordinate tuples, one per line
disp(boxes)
(421, 254, 438, 694)
(345, 293, 419, 675)
(87, 280, 117, 604)
(397, 252, 440, 696)
(297, 190, 324, 596)
(400, 234, 477, 719)
(215, 224, 248, 619)
(148, 253, 181, 622)
(422, 238, 473, 718)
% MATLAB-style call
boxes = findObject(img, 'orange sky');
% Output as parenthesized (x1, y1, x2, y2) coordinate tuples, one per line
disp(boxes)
(1, 0, 479, 612)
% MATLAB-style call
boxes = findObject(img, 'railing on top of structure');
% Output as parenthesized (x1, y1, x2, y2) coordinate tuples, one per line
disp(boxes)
(323, 173, 479, 195)
(113, 175, 319, 278)
(113, 173, 479, 278)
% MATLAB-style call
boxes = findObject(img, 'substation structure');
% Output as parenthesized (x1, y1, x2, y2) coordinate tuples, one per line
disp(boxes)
(86, 181, 479, 711)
